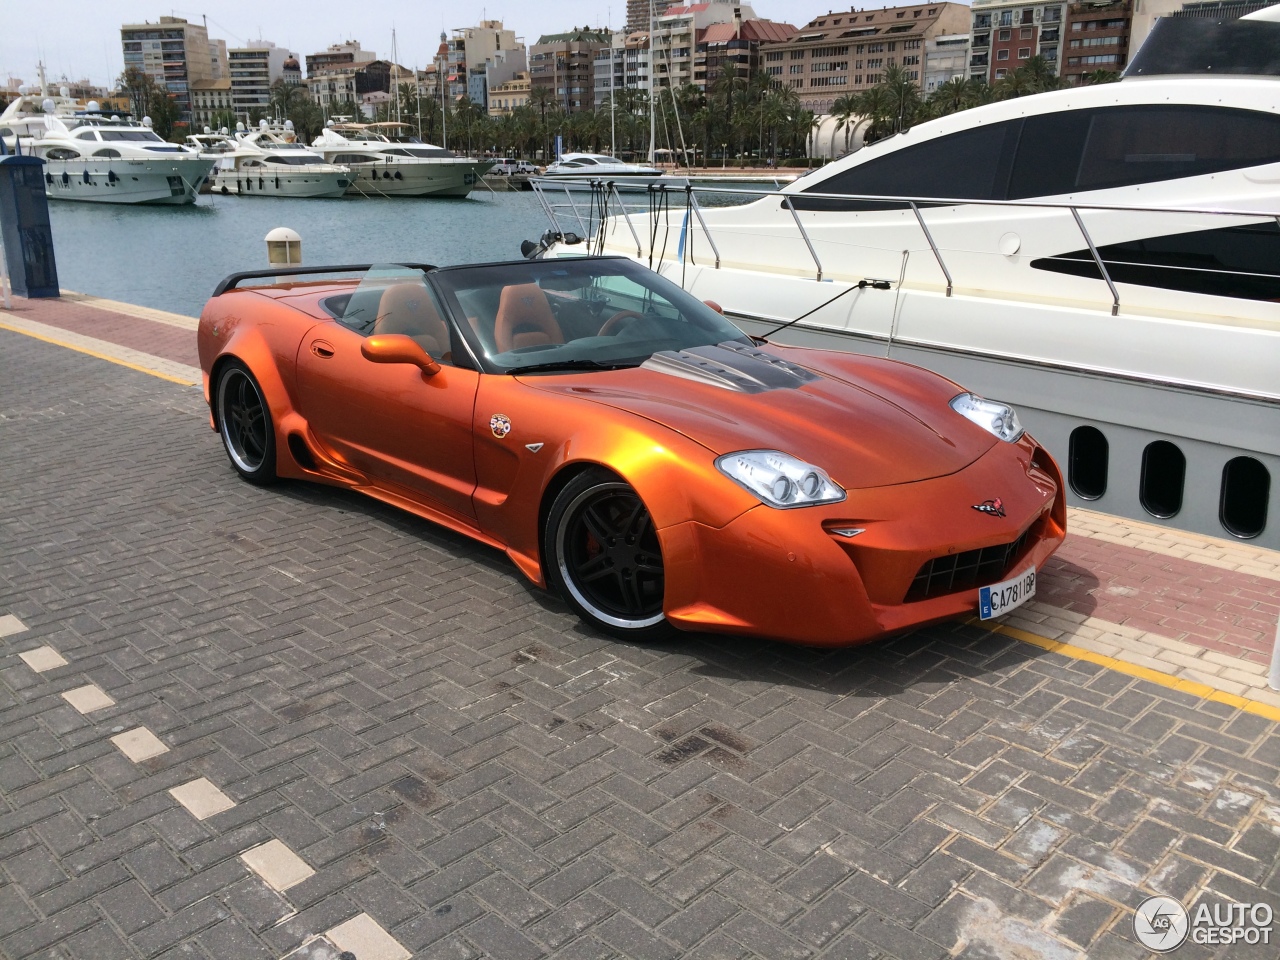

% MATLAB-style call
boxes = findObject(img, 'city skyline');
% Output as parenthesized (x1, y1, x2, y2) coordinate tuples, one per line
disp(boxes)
(1, 0, 820, 90)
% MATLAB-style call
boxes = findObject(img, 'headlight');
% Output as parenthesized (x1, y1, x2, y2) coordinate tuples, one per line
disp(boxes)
(715, 450, 846, 508)
(950, 392, 1024, 443)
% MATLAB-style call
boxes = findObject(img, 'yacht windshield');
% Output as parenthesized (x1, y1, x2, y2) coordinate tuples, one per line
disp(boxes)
(431, 258, 749, 374)
(100, 130, 165, 142)
(266, 154, 324, 165)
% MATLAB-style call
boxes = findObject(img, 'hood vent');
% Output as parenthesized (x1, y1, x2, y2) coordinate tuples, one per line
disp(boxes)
(640, 341, 820, 394)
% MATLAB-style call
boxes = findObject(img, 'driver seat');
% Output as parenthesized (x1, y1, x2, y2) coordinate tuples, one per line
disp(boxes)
(374, 283, 450, 360)
(494, 283, 565, 353)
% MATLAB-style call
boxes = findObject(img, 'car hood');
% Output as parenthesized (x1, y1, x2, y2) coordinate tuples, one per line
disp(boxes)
(520, 341, 996, 489)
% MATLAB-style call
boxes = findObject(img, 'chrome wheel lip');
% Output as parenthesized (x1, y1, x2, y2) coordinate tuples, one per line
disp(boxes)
(218, 368, 267, 474)
(555, 482, 666, 630)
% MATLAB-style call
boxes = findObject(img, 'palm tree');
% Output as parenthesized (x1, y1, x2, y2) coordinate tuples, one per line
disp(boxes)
(1082, 69, 1121, 85)
(925, 77, 989, 119)
(528, 85, 559, 160)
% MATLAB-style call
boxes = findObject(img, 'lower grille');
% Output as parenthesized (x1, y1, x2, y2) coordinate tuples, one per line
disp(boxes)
(904, 529, 1032, 603)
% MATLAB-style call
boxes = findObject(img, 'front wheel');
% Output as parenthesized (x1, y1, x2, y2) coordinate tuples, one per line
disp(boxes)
(216, 360, 277, 484)
(545, 470, 669, 641)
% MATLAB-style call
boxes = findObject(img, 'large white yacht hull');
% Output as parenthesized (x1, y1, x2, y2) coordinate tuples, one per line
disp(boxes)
(341, 162, 490, 198)
(40, 158, 214, 204)
(209, 168, 350, 199)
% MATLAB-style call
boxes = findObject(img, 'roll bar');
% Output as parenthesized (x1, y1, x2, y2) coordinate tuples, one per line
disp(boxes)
(211, 263, 435, 297)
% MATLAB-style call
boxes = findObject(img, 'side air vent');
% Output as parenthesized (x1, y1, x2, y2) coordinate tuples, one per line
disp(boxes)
(287, 434, 317, 471)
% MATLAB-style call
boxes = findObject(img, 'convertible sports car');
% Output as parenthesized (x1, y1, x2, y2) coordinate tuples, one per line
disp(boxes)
(197, 257, 1066, 645)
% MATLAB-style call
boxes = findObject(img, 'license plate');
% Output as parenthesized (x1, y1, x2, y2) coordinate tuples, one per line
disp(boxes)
(979, 567, 1036, 620)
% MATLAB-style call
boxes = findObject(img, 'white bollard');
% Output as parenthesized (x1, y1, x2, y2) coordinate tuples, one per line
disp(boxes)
(265, 227, 302, 267)
(1270, 614, 1280, 691)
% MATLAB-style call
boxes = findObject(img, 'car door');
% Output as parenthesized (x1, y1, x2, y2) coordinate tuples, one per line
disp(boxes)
(294, 271, 480, 524)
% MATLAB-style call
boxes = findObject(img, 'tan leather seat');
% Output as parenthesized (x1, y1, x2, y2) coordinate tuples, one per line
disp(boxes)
(493, 283, 564, 353)
(374, 283, 450, 360)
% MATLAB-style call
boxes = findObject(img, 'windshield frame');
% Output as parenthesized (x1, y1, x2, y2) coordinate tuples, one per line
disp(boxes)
(426, 256, 750, 376)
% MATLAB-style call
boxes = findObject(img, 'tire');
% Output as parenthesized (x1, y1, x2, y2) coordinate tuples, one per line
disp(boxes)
(215, 360, 277, 484)
(545, 470, 669, 641)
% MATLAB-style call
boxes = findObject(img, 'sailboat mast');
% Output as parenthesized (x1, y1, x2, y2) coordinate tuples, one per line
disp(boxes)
(647, 0, 655, 164)
(393, 29, 401, 123)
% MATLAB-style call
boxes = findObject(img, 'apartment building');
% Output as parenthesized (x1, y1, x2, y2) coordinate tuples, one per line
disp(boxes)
(759, 3, 971, 115)
(968, 0, 1068, 81)
(441, 21, 526, 109)
(696, 15, 795, 89)
(228, 41, 297, 120)
(120, 16, 217, 122)
(530, 28, 614, 113)
(626, 0, 676, 33)
(190, 78, 232, 129)
(489, 72, 531, 115)
(305, 41, 375, 78)
(923, 33, 972, 90)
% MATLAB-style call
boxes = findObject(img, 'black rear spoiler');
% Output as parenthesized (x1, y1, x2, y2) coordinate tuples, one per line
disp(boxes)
(211, 263, 435, 297)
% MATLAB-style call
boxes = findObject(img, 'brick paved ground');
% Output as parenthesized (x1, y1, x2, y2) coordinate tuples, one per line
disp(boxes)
(3, 326, 1280, 959)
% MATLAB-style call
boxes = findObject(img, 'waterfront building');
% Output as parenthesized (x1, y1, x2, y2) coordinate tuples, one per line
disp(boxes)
(228, 41, 298, 121)
(530, 27, 614, 113)
(759, 3, 970, 115)
(121, 15, 219, 123)
(442, 20, 526, 109)
(968, 0, 1067, 82)
(1061, 0, 1133, 83)
(191, 78, 233, 129)
(593, 31, 650, 108)
(305, 41, 375, 78)
(488, 72, 531, 116)
(697, 14, 796, 91)
(627, 0, 675, 33)
(923, 33, 972, 90)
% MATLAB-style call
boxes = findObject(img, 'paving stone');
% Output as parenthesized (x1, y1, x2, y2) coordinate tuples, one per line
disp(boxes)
(60, 683, 116, 714)
(0, 615, 28, 638)
(168, 777, 236, 820)
(110, 727, 169, 762)
(18, 645, 66, 672)
(326, 912, 411, 960)
(240, 838, 315, 891)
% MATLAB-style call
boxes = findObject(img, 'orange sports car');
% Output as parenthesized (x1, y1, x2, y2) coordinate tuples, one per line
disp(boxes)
(198, 257, 1065, 645)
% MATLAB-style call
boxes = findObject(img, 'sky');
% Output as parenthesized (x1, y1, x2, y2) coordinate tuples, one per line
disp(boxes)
(0, 0, 863, 91)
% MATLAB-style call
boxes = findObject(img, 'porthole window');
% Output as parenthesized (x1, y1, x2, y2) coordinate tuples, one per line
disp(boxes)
(1068, 426, 1108, 500)
(1220, 456, 1270, 539)
(1140, 440, 1185, 518)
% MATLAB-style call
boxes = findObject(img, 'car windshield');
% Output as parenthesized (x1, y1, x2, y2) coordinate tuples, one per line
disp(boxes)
(430, 258, 750, 374)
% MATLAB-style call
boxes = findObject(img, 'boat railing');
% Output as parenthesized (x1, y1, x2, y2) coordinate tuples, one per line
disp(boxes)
(530, 177, 1280, 319)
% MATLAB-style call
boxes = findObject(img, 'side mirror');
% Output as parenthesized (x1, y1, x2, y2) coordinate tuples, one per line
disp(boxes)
(703, 299, 724, 314)
(361, 334, 441, 375)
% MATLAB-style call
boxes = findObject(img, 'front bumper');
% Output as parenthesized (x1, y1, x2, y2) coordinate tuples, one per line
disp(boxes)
(660, 436, 1066, 647)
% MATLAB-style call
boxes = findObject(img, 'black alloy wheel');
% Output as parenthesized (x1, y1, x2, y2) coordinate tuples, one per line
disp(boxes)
(216, 360, 277, 484)
(546, 471, 668, 640)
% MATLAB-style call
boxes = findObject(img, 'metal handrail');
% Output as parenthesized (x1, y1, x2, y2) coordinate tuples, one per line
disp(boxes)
(1071, 207, 1121, 317)
(782, 195, 823, 281)
(908, 202, 953, 298)
(685, 188, 722, 269)
(529, 178, 1277, 314)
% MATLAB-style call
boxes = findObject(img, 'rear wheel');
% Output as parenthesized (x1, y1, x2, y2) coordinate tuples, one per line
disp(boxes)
(216, 360, 276, 484)
(546, 471, 668, 640)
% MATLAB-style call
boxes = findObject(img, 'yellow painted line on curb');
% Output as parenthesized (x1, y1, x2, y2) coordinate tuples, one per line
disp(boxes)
(980, 620, 1280, 724)
(0, 318, 197, 386)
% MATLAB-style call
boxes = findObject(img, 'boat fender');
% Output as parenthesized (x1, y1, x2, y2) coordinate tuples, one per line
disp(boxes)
(220, 185, 229, 195)
(45, 173, 53, 185)
(83, 170, 91, 184)
(383, 171, 392, 179)
(108, 169, 118, 183)
(394, 170, 402, 180)
(259, 177, 264, 190)
(275, 175, 280, 189)
(61, 171, 70, 185)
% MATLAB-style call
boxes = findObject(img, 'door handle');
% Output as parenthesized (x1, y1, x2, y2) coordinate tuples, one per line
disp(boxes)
(311, 340, 335, 359)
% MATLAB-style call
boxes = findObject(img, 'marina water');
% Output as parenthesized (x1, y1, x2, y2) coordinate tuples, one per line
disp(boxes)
(47, 192, 554, 318)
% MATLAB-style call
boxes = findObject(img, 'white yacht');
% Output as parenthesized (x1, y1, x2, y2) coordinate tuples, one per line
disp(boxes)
(539, 7, 1280, 548)
(0, 81, 82, 148)
(23, 111, 213, 204)
(538, 153, 664, 191)
(309, 121, 494, 198)
(189, 121, 351, 199)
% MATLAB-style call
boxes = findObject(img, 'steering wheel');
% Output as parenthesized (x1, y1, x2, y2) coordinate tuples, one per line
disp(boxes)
(598, 310, 648, 337)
